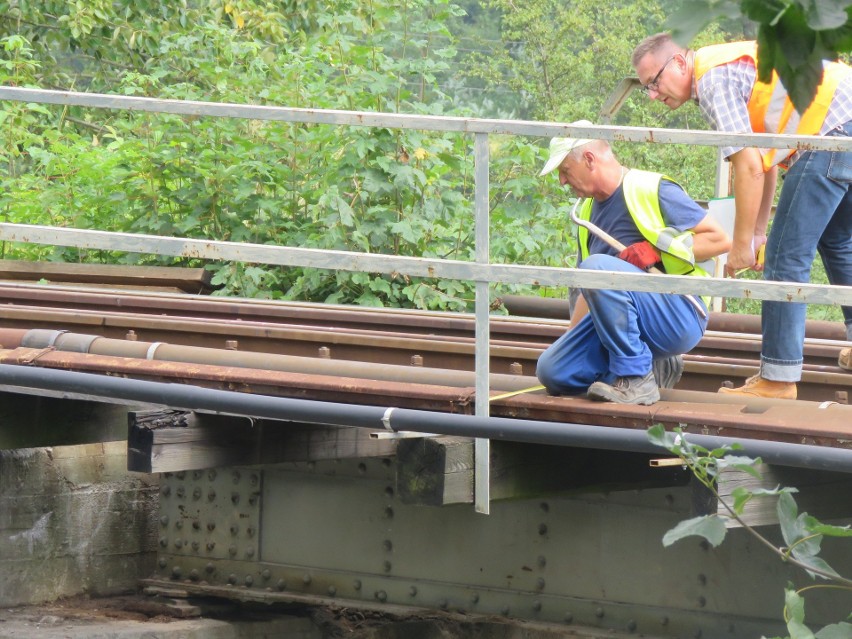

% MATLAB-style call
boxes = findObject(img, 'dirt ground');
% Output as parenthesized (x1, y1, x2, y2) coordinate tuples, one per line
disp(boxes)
(0, 594, 632, 639)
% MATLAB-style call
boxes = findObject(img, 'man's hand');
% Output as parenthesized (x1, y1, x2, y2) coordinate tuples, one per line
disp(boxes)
(618, 240, 661, 270)
(725, 242, 756, 276)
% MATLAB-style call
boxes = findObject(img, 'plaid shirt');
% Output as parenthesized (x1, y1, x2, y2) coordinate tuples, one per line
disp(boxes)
(694, 56, 852, 165)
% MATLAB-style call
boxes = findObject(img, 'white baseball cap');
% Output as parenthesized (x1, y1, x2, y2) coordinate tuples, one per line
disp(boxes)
(539, 120, 595, 176)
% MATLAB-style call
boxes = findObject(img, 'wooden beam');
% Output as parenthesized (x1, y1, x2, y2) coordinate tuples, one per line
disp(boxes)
(127, 409, 397, 473)
(395, 436, 691, 506)
(698, 463, 852, 528)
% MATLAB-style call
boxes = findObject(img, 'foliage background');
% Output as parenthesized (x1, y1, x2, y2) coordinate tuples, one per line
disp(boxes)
(0, 0, 842, 320)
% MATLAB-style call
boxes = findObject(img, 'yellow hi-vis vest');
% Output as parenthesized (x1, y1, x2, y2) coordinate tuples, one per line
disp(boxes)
(576, 169, 711, 306)
(694, 41, 851, 170)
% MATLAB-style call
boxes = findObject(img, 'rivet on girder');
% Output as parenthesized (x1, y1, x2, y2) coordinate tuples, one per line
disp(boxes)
(191, 541, 200, 551)
(470, 593, 478, 604)
(698, 573, 707, 586)
(249, 493, 259, 506)
(246, 526, 255, 538)
(384, 507, 394, 519)
(193, 487, 202, 500)
(383, 561, 392, 573)
(246, 548, 255, 558)
(261, 569, 271, 580)
(158, 558, 167, 569)
(193, 470, 202, 480)
(535, 578, 545, 590)
(410, 355, 423, 367)
(537, 555, 546, 568)
(384, 486, 394, 497)
(375, 591, 387, 602)
(176, 487, 185, 499)
(835, 390, 848, 404)
(161, 485, 171, 497)
(353, 580, 362, 591)
(540, 502, 549, 513)
(175, 520, 183, 530)
(174, 539, 183, 549)
(660, 616, 669, 626)
(250, 473, 259, 486)
(159, 516, 169, 527)
(382, 539, 393, 551)
(176, 471, 186, 480)
(358, 463, 367, 475)
(538, 523, 548, 536)
(206, 563, 215, 574)
(192, 520, 200, 531)
(228, 574, 237, 585)
(721, 380, 734, 389)
(207, 522, 216, 532)
(564, 612, 573, 623)
(532, 601, 542, 612)
(231, 493, 240, 505)
(125, 330, 138, 341)
(245, 575, 253, 587)
(159, 537, 168, 548)
(509, 362, 523, 375)
(229, 544, 237, 556)
(208, 491, 216, 501)
(277, 580, 286, 591)
(595, 607, 605, 618)
(328, 586, 337, 596)
(303, 574, 312, 585)
(225, 340, 239, 351)
(409, 586, 418, 597)
(439, 599, 448, 609)
(694, 629, 703, 639)
(189, 569, 199, 582)
(318, 346, 331, 359)
(171, 566, 182, 579)
(698, 596, 707, 608)
(230, 524, 239, 536)
(232, 470, 241, 484)
(501, 606, 510, 616)
(627, 620, 637, 633)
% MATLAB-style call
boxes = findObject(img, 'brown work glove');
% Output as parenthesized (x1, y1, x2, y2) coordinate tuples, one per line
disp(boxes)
(618, 241, 660, 270)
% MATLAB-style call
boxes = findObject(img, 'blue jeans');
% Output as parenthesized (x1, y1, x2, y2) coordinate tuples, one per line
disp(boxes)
(536, 254, 708, 395)
(762, 121, 852, 382)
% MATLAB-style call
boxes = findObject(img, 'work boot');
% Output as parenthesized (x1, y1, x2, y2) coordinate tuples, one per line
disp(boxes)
(839, 347, 852, 371)
(587, 370, 660, 405)
(717, 375, 797, 400)
(653, 355, 684, 389)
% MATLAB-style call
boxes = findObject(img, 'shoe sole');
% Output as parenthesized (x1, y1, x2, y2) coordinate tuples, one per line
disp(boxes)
(587, 384, 660, 405)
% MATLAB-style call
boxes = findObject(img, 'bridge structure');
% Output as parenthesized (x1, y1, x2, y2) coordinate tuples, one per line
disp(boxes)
(0, 86, 851, 638)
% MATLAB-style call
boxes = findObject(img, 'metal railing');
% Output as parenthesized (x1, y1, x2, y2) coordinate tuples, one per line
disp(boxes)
(2, 86, 852, 513)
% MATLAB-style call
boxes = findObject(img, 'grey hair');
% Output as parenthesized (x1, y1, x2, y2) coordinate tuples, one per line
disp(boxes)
(631, 32, 684, 67)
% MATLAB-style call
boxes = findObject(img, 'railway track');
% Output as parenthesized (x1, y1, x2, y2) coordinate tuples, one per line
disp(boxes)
(0, 280, 849, 450)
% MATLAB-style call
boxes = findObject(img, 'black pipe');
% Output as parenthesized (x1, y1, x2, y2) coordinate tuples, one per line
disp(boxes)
(1, 363, 850, 473)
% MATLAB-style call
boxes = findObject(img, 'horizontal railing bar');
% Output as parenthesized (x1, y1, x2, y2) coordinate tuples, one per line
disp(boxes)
(2, 223, 850, 306)
(2, 86, 851, 152)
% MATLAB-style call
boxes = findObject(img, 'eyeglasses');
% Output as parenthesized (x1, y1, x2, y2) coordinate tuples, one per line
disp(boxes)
(640, 54, 677, 94)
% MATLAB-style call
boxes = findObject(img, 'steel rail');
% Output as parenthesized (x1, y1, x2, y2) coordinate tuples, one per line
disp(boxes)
(0, 362, 849, 473)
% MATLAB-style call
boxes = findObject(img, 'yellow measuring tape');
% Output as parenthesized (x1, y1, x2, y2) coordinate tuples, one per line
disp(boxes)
(488, 385, 545, 402)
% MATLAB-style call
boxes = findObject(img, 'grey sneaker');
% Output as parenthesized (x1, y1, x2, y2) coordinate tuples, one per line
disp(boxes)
(587, 370, 660, 405)
(653, 355, 684, 389)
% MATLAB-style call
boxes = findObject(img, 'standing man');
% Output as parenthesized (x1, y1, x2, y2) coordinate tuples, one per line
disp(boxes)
(536, 123, 730, 404)
(631, 34, 852, 398)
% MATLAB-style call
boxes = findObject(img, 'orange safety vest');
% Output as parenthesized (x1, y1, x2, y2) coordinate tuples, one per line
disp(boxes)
(694, 41, 851, 170)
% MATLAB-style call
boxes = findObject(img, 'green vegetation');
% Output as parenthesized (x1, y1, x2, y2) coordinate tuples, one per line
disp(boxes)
(648, 424, 852, 639)
(0, 1, 845, 322)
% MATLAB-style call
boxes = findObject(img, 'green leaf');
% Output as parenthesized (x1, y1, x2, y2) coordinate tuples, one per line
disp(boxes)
(666, 1, 742, 46)
(662, 515, 727, 548)
(801, 0, 852, 30)
(784, 588, 816, 639)
(816, 622, 852, 639)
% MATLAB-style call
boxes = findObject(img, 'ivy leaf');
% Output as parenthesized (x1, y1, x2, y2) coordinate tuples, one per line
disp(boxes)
(662, 515, 727, 548)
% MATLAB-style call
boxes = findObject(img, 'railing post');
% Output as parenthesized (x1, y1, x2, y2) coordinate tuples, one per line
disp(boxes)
(473, 132, 491, 514)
